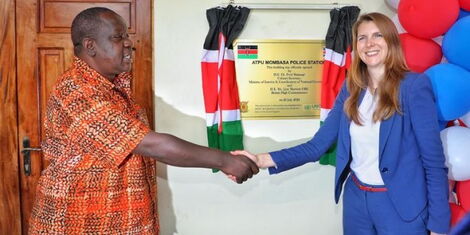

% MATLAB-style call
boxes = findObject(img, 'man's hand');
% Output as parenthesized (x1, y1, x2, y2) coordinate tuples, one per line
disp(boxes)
(231, 150, 276, 169)
(220, 154, 259, 184)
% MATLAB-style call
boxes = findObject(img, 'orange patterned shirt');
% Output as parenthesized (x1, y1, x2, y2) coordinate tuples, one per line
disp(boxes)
(29, 57, 158, 234)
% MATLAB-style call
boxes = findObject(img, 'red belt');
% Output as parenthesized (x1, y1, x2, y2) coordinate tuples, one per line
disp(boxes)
(351, 174, 387, 192)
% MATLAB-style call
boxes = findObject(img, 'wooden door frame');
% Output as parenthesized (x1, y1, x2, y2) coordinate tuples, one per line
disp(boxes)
(0, 0, 21, 233)
(0, 0, 154, 233)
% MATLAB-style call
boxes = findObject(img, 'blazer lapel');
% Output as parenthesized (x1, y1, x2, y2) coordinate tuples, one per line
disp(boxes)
(379, 83, 404, 159)
(379, 110, 396, 159)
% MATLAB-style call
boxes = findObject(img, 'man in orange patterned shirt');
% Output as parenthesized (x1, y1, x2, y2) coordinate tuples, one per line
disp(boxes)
(29, 7, 258, 234)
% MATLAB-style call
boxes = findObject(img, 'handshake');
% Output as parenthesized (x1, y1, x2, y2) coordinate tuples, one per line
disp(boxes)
(219, 150, 276, 184)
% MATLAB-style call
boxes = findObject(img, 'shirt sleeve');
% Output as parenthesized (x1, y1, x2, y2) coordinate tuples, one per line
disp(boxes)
(64, 87, 151, 168)
(268, 82, 348, 174)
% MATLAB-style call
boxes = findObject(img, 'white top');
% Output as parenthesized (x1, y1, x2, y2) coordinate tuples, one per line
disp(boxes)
(349, 89, 384, 185)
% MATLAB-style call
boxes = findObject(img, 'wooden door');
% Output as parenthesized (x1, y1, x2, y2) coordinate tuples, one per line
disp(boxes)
(7, 0, 153, 233)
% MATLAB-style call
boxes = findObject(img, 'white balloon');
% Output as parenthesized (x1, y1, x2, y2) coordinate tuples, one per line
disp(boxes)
(461, 111, 470, 127)
(441, 126, 470, 181)
(385, 0, 400, 11)
(432, 35, 444, 46)
(431, 36, 448, 63)
(392, 14, 406, 34)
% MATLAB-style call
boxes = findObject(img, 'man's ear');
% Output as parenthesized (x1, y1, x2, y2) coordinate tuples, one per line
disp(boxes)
(82, 38, 96, 57)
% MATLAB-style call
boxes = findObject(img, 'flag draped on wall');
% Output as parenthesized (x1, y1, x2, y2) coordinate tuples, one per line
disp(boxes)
(319, 6, 360, 166)
(201, 5, 250, 172)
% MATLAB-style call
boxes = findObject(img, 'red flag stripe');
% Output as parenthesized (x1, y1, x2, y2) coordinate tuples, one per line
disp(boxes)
(321, 48, 352, 109)
(201, 58, 240, 111)
(238, 49, 258, 54)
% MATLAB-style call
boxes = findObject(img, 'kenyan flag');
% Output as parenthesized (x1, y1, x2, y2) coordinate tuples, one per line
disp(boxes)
(201, 6, 250, 172)
(319, 6, 360, 166)
(238, 45, 258, 59)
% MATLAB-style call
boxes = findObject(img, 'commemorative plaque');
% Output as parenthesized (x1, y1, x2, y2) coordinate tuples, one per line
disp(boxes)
(234, 39, 324, 119)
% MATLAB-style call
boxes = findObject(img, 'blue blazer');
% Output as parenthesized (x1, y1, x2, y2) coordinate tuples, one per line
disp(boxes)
(269, 72, 450, 233)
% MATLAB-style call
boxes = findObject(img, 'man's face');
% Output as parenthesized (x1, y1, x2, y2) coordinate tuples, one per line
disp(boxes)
(92, 12, 133, 80)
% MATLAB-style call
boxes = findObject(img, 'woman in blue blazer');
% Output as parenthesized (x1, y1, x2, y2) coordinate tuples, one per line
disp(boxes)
(234, 12, 450, 235)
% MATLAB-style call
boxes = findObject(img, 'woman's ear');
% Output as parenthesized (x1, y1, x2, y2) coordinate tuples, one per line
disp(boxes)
(83, 38, 96, 57)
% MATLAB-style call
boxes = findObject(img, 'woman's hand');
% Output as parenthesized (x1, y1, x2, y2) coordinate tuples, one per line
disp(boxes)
(225, 150, 276, 182)
(230, 150, 276, 169)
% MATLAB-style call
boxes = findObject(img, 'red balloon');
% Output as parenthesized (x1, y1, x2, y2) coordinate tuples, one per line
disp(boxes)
(399, 33, 442, 73)
(456, 180, 470, 211)
(461, 0, 470, 11)
(398, 0, 459, 38)
(450, 203, 467, 226)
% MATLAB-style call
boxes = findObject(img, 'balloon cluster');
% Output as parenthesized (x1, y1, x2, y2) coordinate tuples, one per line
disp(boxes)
(386, 0, 470, 227)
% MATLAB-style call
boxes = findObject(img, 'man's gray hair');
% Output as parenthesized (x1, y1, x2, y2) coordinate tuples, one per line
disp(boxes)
(71, 7, 116, 55)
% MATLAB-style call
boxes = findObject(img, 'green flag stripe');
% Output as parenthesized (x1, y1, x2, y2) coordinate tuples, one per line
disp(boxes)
(237, 54, 258, 59)
(318, 120, 337, 166)
(206, 120, 244, 173)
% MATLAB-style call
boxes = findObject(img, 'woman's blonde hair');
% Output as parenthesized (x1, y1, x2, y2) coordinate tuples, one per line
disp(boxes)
(345, 12, 408, 125)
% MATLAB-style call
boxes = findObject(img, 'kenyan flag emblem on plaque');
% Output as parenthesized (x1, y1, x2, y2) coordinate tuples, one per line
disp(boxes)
(237, 45, 258, 59)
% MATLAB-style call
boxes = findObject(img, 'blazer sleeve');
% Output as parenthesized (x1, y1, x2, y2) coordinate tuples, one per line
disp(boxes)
(408, 73, 450, 233)
(268, 82, 348, 174)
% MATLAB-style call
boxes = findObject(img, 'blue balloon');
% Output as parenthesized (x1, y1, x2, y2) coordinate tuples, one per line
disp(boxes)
(458, 9, 470, 20)
(424, 63, 470, 121)
(443, 17, 470, 71)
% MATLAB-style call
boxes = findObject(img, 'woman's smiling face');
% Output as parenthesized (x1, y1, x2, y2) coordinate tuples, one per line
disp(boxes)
(356, 21, 389, 71)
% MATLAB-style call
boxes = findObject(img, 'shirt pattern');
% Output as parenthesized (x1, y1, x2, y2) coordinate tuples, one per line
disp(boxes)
(29, 57, 158, 234)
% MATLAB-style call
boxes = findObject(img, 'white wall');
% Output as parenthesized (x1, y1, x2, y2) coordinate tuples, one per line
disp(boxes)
(154, 1, 393, 234)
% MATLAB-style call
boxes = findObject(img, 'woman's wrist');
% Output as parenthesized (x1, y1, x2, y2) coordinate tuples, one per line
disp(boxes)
(258, 153, 276, 168)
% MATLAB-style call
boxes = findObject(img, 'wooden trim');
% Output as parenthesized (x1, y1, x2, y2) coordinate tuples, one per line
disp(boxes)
(132, 0, 153, 128)
(39, 0, 137, 33)
(0, 0, 21, 233)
